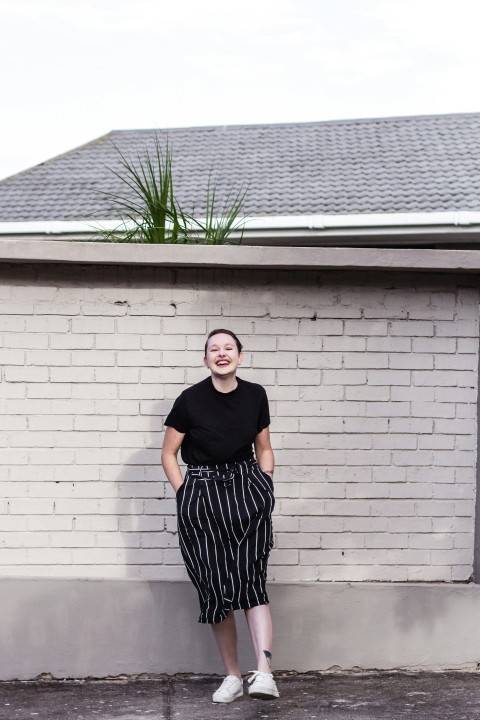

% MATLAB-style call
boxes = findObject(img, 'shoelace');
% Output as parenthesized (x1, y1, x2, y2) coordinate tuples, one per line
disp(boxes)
(220, 675, 241, 690)
(246, 670, 272, 685)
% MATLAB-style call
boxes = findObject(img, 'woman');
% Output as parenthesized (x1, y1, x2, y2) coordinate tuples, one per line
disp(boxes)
(161, 329, 279, 703)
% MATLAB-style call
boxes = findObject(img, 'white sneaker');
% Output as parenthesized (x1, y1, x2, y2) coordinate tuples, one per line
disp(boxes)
(212, 674, 244, 703)
(246, 670, 279, 700)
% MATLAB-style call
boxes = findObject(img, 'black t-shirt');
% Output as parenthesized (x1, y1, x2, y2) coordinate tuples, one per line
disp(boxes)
(164, 376, 270, 465)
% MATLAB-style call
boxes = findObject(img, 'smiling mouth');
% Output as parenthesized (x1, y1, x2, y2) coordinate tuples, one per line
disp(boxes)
(216, 360, 230, 366)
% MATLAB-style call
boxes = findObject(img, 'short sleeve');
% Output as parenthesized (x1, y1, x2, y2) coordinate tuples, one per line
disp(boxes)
(257, 389, 270, 433)
(164, 392, 189, 433)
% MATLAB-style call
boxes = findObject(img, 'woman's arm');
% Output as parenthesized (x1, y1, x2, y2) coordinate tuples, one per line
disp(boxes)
(161, 426, 186, 493)
(254, 426, 275, 478)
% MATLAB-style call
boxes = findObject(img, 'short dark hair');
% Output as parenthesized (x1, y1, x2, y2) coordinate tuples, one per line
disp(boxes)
(204, 329, 243, 356)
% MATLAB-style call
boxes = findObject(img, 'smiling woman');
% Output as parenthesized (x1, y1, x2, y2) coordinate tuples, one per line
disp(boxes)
(161, 328, 279, 703)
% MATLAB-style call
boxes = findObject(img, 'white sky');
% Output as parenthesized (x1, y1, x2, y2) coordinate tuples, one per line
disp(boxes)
(1, 0, 480, 180)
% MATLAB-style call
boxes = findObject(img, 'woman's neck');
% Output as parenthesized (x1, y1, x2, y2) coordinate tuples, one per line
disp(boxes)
(211, 374, 238, 393)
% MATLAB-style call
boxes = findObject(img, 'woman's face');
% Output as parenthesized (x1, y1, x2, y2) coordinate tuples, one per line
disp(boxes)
(203, 333, 243, 378)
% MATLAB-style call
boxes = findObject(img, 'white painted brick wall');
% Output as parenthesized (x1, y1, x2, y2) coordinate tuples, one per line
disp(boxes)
(0, 265, 478, 583)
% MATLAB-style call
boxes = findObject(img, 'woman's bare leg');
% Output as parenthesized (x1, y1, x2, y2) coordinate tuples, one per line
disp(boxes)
(244, 604, 273, 673)
(210, 610, 242, 677)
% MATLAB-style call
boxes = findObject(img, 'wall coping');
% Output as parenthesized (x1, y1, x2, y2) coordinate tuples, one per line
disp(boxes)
(2, 238, 480, 272)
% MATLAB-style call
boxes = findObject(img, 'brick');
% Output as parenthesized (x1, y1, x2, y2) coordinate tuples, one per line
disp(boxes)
(365, 533, 409, 548)
(431, 549, 473, 565)
(28, 384, 72, 399)
(4, 367, 49, 382)
(300, 483, 345, 498)
(346, 483, 390, 498)
(275, 533, 320, 549)
(299, 417, 344, 433)
(386, 549, 430, 564)
(141, 367, 185, 384)
(72, 317, 115, 334)
(409, 534, 453, 549)
(413, 337, 456, 352)
(298, 319, 342, 335)
(390, 320, 433, 336)
(344, 517, 388, 532)
(457, 338, 478, 353)
(367, 337, 411, 352)
(321, 533, 365, 548)
(0, 316, 26, 332)
(273, 515, 300, 532)
(368, 370, 411, 385)
(95, 367, 139, 383)
(369, 500, 415, 516)
(279, 498, 325, 516)
(346, 386, 390, 401)
(389, 354, 434, 369)
(299, 516, 344, 532)
(0, 302, 34, 314)
(346, 450, 391, 465)
(344, 418, 388, 433)
(365, 401, 411, 419)
(345, 353, 388, 369)
(410, 401, 455, 418)
(117, 351, 162, 367)
(35, 303, 80, 315)
(26, 317, 70, 333)
(0, 449, 28, 464)
(141, 335, 185, 351)
(253, 352, 294, 368)
(434, 450, 475, 467)
(325, 499, 372, 516)
(95, 335, 140, 350)
(0, 349, 24, 365)
(300, 548, 343, 564)
(435, 320, 478, 337)
(270, 566, 318, 581)
(323, 370, 367, 385)
(162, 318, 206, 334)
(391, 386, 434, 401)
(299, 385, 343, 401)
(344, 320, 388, 336)
(435, 354, 477, 371)
(3, 333, 48, 349)
(29, 416, 74, 431)
(296, 352, 343, 369)
(372, 435, 416, 450)
(390, 418, 433, 433)
(278, 336, 323, 351)
(389, 483, 432, 499)
(327, 466, 372, 483)
(323, 337, 366, 351)
(82, 303, 129, 316)
(50, 367, 95, 382)
(275, 369, 319, 386)
(8, 498, 54, 514)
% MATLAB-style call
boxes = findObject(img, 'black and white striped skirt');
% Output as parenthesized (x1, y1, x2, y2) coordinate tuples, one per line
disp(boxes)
(176, 458, 275, 624)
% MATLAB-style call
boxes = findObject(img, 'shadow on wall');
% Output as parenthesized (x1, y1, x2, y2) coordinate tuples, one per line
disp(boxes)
(116, 401, 183, 581)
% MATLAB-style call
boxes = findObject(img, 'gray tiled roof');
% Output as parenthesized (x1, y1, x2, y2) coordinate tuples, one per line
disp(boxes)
(1, 113, 480, 222)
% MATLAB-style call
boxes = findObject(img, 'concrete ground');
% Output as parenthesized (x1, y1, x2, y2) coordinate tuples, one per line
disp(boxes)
(1, 673, 480, 720)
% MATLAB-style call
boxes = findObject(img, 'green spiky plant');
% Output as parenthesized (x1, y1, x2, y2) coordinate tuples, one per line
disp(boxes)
(98, 135, 190, 244)
(97, 135, 247, 244)
(192, 173, 248, 245)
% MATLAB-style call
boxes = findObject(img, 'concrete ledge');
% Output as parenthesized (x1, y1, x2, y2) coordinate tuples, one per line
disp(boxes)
(3, 578, 480, 679)
(2, 239, 480, 272)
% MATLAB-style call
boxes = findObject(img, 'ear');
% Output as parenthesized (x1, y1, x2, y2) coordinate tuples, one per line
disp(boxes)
(238, 351, 244, 365)
(203, 356, 209, 368)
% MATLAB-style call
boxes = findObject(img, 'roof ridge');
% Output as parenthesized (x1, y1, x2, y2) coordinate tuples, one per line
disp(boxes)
(108, 111, 480, 135)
